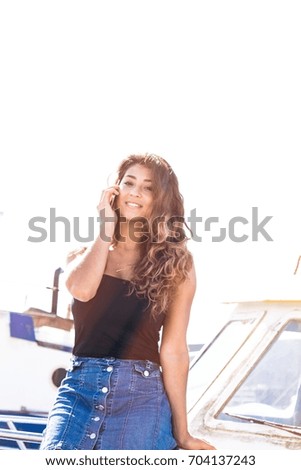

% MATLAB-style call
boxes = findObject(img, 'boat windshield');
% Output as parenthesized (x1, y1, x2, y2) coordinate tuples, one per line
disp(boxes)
(187, 317, 257, 411)
(217, 320, 301, 428)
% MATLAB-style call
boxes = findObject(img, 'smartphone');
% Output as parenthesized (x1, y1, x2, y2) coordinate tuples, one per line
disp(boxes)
(110, 179, 120, 208)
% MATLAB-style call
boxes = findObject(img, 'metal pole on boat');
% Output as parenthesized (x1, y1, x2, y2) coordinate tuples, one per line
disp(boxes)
(46, 267, 64, 315)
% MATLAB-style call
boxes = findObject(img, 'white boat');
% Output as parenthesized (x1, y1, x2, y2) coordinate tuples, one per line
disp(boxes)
(0, 268, 74, 449)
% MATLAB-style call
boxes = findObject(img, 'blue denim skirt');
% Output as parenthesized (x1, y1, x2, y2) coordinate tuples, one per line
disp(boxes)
(40, 356, 177, 450)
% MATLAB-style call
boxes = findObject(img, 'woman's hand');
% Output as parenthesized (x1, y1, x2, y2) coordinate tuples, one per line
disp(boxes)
(176, 433, 216, 450)
(97, 184, 120, 240)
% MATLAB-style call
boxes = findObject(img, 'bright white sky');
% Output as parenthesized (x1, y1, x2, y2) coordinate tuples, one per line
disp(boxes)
(0, 1, 301, 343)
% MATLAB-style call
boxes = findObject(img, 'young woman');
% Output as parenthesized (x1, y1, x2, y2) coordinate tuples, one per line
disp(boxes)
(40, 153, 215, 450)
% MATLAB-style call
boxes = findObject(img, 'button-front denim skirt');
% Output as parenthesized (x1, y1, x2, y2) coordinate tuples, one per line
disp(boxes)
(40, 356, 177, 450)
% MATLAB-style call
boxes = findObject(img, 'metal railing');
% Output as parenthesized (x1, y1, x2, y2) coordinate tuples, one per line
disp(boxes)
(0, 414, 47, 449)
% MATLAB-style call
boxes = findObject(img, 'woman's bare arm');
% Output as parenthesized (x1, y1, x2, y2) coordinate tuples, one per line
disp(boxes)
(64, 185, 119, 301)
(160, 262, 216, 450)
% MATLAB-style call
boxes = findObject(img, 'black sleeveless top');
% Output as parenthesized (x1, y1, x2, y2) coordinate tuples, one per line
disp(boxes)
(71, 274, 165, 365)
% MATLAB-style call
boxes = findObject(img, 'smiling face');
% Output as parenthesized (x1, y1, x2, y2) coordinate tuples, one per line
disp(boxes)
(117, 164, 154, 220)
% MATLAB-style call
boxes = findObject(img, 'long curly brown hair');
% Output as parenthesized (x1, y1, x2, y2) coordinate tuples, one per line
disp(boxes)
(113, 153, 193, 318)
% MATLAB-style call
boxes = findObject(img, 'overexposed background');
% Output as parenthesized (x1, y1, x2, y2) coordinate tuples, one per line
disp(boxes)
(0, 1, 300, 343)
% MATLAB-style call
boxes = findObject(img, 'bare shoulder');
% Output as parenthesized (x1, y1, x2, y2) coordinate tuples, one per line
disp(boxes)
(161, 258, 197, 348)
(176, 257, 197, 298)
(165, 257, 197, 321)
